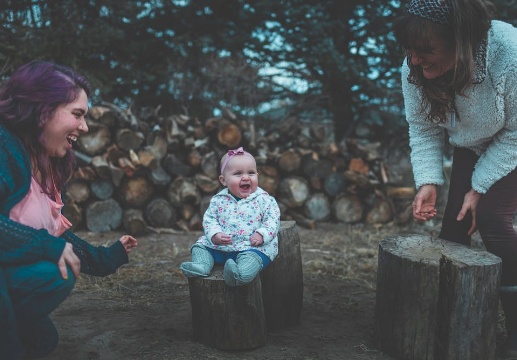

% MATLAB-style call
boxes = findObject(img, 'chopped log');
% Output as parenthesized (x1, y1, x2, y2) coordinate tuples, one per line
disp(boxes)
(105, 144, 127, 165)
(144, 198, 176, 228)
(85, 198, 123, 232)
(323, 172, 346, 197)
(73, 166, 97, 181)
(117, 157, 137, 177)
(343, 170, 373, 190)
(116, 128, 143, 151)
(187, 149, 203, 168)
(257, 165, 279, 196)
(277, 150, 301, 174)
(194, 173, 220, 194)
(332, 194, 364, 223)
(149, 163, 172, 187)
(199, 195, 212, 218)
(120, 177, 154, 208)
(188, 212, 202, 230)
(63, 199, 83, 230)
(285, 210, 316, 230)
(77, 122, 112, 156)
(109, 163, 125, 187)
(73, 150, 93, 166)
(261, 221, 303, 330)
(66, 180, 90, 204)
(217, 119, 242, 148)
(91, 155, 111, 180)
(162, 153, 192, 178)
(365, 198, 392, 224)
(88, 105, 119, 128)
(278, 176, 309, 208)
(200, 151, 219, 179)
(348, 157, 369, 174)
(179, 203, 196, 221)
(303, 193, 331, 221)
(90, 179, 114, 200)
(136, 147, 158, 169)
(167, 177, 201, 207)
(188, 266, 267, 350)
(375, 234, 501, 360)
(122, 208, 147, 236)
(386, 186, 416, 200)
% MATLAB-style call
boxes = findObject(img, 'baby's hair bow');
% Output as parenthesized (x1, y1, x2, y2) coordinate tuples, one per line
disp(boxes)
(220, 147, 251, 174)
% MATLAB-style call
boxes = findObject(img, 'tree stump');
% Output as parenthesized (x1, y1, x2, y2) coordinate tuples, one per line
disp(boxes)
(188, 266, 267, 350)
(375, 234, 501, 360)
(260, 220, 303, 330)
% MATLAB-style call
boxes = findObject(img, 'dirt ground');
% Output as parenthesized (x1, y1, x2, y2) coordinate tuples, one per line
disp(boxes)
(40, 221, 507, 360)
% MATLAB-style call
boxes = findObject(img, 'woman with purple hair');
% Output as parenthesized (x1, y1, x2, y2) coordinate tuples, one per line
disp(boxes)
(0, 60, 138, 359)
(394, 0, 517, 356)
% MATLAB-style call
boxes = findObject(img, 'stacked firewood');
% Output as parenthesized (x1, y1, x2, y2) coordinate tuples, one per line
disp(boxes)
(64, 102, 416, 234)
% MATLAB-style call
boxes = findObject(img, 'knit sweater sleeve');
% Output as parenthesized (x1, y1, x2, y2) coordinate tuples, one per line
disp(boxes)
(60, 230, 128, 277)
(402, 62, 446, 189)
(0, 213, 66, 265)
(471, 63, 517, 193)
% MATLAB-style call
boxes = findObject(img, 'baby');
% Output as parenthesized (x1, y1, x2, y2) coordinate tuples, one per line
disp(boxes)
(180, 147, 280, 286)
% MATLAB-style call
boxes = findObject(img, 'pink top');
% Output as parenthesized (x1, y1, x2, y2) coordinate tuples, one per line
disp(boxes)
(9, 176, 72, 237)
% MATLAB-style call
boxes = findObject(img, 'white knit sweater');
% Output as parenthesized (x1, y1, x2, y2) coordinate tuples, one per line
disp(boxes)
(402, 20, 517, 193)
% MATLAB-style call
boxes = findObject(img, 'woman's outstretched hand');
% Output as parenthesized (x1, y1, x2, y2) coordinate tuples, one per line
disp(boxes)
(412, 184, 438, 221)
(120, 235, 138, 254)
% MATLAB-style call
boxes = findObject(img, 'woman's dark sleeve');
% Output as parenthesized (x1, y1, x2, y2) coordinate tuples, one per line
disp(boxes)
(60, 229, 128, 277)
(0, 214, 66, 265)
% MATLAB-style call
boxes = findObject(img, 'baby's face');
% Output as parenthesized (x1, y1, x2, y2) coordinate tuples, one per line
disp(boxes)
(219, 155, 258, 198)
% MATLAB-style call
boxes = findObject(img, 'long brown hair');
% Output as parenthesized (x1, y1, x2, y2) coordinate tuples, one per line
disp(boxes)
(393, 0, 495, 123)
(0, 61, 91, 194)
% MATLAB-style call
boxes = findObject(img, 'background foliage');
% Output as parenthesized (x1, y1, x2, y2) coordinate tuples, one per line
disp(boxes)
(1, 0, 516, 142)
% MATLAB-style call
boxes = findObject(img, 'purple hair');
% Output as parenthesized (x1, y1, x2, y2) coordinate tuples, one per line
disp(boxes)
(0, 60, 91, 194)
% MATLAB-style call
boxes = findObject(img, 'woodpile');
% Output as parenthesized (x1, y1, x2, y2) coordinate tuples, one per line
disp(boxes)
(65, 102, 415, 234)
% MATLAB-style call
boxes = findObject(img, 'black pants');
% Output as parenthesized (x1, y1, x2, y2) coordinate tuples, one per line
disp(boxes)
(439, 147, 517, 286)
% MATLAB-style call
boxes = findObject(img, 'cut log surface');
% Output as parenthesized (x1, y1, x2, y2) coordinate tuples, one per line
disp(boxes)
(90, 179, 114, 200)
(303, 193, 331, 221)
(122, 208, 147, 236)
(188, 266, 267, 350)
(85, 199, 123, 232)
(375, 234, 501, 360)
(278, 150, 301, 174)
(332, 194, 364, 223)
(278, 176, 309, 208)
(144, 198, 176, 228)
(261, 220, 304, 330)
(120, 177, 154, 208)
(77, 122, 112, 156)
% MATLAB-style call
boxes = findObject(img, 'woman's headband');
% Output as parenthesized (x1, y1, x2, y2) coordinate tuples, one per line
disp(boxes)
(220, 147, 252, 174)
(408, 0, 452, 25)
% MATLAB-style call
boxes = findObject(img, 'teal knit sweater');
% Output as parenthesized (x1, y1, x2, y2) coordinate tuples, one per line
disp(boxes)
(0, 124, 127, 276)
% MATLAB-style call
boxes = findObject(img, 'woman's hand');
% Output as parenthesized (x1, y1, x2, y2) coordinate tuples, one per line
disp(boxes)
(212, 232, 232, 245)
(58, 242, 80, 280)
(456, 188, 482, 236)
(412, 184, 438, 221)
(119, 235, 138, 254)
(250, 232, 264, 247)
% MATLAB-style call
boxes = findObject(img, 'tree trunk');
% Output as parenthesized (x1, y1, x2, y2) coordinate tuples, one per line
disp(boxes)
(375, 234, 501, 360)
(188, 266, 267, 350)
(260, 220, 304, 330)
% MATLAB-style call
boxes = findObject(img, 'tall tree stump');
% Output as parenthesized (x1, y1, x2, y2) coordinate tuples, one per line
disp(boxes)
(188, 266, 267, 350)
(260, 220, 303, 330)
(375, 234, 501, 360)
